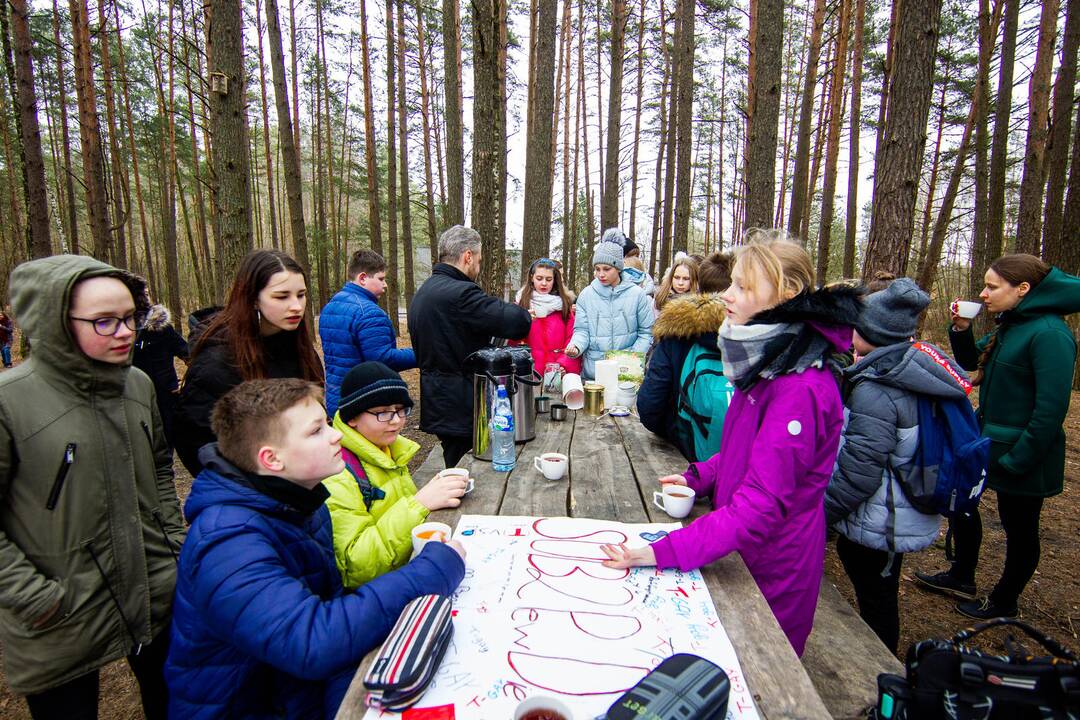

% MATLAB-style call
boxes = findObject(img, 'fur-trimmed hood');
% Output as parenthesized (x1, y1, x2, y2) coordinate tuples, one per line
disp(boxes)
(144, 304, 172, 331)
(652, 293, 727, 341)
(750, 283, 863, 351)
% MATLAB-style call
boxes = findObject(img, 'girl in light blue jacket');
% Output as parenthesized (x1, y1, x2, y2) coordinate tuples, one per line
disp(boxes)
(565, 241, 655, 379)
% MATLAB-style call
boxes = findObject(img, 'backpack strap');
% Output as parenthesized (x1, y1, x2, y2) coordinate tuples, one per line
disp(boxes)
(677, 350, 725, 437)
(342, 448, 386, 511)
(954, 618, 1080, 662)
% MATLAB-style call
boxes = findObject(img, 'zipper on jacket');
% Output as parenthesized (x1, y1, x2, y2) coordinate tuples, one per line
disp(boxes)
(45, 444, 77, 511)
(141, 420, 181, 564)
(140, 420, 153, 449)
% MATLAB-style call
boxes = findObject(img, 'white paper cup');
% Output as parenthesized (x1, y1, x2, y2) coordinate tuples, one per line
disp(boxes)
(437, 467, 474, 494)
(652, 485, 696, 519)
(951, 299, 982, 319)
(533, 452, 568, 480)
(513, 696, 574, 720)
(411, 522, 452, 556)
(562, 373, 584, 410)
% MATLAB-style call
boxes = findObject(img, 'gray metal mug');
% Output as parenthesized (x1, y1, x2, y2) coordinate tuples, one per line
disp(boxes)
(550, 403, 568, 421)
(535, 396, 552, 414)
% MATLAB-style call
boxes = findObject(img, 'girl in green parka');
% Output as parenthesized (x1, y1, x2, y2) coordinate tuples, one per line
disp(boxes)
(916, 254, 1080, 620)
(323, 362, 468, 588)
(0, 255, 185, 718)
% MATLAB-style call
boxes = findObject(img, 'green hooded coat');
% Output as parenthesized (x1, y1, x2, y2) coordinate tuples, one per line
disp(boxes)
(949, 267, 1080, 497)
(0, 255, 186, 694)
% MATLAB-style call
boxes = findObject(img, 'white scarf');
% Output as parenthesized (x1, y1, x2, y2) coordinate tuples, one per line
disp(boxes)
(517, 288, 564, 318)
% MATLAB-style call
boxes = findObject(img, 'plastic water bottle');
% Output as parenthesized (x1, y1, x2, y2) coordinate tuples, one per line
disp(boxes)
(490, 386, 516, 472)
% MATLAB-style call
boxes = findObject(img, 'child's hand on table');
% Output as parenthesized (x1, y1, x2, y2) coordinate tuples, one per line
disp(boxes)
(600, 543, 656, 569)
(658, 474, 688, 486)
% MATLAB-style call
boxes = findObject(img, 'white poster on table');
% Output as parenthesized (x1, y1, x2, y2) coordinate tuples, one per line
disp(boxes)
(361, 515, 760, 720)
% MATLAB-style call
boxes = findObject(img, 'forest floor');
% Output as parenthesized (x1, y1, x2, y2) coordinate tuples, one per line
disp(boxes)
(0, 323, 1077, 719)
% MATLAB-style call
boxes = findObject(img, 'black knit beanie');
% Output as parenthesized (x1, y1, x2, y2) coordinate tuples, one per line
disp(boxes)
(337, 361, 413, 423)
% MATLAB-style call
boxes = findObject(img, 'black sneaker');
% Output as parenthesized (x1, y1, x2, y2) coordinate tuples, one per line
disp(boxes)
(956, 597, 1018, 620)
(914, 570, 977, 600)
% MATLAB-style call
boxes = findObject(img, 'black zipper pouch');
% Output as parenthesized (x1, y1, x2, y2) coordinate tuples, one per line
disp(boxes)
(606, 653, 730, 720)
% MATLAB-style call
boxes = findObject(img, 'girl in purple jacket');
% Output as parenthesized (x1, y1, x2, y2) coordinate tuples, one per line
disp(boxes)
(602, 236, 861, 655)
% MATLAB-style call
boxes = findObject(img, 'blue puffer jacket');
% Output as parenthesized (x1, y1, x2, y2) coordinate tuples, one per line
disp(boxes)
(165, 446, 465, 719)
(320, 283, 416, 417)
(570, 278, 654, 379)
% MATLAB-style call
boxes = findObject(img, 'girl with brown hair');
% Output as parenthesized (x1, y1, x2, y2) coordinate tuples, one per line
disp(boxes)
(512, 258, 581, 377)
(916, 253, 1080, 619)
(175, 250, 324, 475)
(653, 255, 699, 315)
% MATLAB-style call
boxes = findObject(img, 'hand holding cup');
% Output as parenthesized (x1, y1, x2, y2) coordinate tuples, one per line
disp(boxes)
(416, 470, 470, 511)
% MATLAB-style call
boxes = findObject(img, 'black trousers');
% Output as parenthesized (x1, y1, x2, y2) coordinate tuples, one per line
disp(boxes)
(836, 534, 904, 654)
(949, 490, 1044, 608)
(25, 631, 170, 720)
(438, 434, 473, 469)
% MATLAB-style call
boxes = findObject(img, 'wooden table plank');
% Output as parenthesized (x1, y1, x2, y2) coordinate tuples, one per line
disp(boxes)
(802, 578, 903, 720)
(615, 417, 832, 720)
(499, 410, 575, 516)
(569, 412, 649, 523)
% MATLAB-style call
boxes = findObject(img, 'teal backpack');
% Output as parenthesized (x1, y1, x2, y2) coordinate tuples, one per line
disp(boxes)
(676, 343, 735, 462)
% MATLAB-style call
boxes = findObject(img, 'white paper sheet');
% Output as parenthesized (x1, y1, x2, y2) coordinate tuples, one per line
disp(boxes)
(361, 516, 760, 720)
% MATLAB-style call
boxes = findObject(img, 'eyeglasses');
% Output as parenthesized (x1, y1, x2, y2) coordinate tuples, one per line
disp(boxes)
(70, 312, 146, 336)
(365, 407, 413, 423)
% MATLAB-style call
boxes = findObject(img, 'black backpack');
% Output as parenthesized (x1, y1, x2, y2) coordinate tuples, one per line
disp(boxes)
(874, 618, 1080, 719)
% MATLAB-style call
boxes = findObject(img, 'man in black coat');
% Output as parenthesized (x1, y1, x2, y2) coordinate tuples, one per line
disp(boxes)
(408, 225, 532, 467)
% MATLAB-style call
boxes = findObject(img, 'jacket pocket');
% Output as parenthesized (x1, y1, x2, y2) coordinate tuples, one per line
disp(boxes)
(983, 422, 1023, 468)
(45, 444, 77, 511)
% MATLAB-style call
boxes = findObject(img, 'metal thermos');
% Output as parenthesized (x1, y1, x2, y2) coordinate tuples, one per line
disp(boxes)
(584, 382, 605, 416)
(505, 346, 541, 442)
(465, 347, 517, 461)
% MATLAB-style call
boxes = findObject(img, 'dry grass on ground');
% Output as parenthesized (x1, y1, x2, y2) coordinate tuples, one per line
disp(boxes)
(1, 324, 1077, 717)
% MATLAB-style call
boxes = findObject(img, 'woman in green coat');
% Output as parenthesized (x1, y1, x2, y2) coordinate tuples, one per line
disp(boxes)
(916, 254, 1080, 619)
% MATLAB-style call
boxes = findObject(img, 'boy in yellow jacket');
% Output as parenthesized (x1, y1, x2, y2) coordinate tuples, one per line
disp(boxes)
(323, 362, 468, 587)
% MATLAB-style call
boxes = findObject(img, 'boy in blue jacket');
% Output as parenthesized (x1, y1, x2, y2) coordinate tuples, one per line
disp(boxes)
(321, 249, 416, 417)
(165, 378, 465, 719)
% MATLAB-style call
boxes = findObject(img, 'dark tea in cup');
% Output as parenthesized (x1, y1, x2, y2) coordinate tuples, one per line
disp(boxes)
(519, 710, 567, 720)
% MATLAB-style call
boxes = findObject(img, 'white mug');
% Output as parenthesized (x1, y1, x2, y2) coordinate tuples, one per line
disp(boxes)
(653, 485, 696, 519)
(513, 696, 574, 720)
(533, 452, 568, 480)
(411, 521, 452, 556)
(437, 467, 474, 494)
(951, 299, 982, 319)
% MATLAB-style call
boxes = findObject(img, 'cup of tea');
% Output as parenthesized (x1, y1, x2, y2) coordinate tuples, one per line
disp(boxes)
(951, 299, 982, 319)
(437, 467, 474, 494)
(533, 452, 568, 480)
(513, 696, 573, 720)
(411, 521, 452, 556)
(653, 485, 696, 519)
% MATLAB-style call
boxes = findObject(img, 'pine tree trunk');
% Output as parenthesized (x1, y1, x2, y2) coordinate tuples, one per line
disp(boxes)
(521, 0, 558, 278)
(660, 0, 678, 272)
(415, 0, 439, 260)
(917, 52, 951, 275)
(843, 0, 864, 277)
(577, 0, 595, 248)
(10, 0, 50, 257)
(648, 0, 669, 276)
(786, 0, 825, 243)
(562, 0, 572, 259)
(1013, 0, 1059, 256)
(473, 0, 507, 293)
(815, 0, 851, 284)
(444, 0, 465, 226)
(594, 0, 604, 205)
(671, 0, 694, 255)
(600, 0, 626, 229)
(1059, 97, 1080, 274)
(743, 0, 783, 231)
(51, 0, 78, 254)
(358, 0, 382, 256)
(69, 0, 112, 260)
(98, 2, 128, 267)
(397, 0, 415, 308)
(863, 0, 943, 277)
(208, 0, 253, 280)
(266, 0, 308, 274)
(802, 54, 831, 245)
(254, 0, 280, 250)
(627, 0, 644, 240)
(970, 0, 1003, 297)
(986, 0, 1019, 261)
(1041, 0, 1080, 265)
(385, 0, 400, 318)
(0, 76, 26, 256)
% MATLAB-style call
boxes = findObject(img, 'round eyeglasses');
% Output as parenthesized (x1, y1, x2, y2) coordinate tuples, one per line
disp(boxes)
(70, 312, 146, 336)
(365, 407, 413, 423)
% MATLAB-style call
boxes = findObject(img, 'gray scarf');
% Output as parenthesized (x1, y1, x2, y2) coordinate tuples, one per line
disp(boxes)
(718, 320, 830, 391)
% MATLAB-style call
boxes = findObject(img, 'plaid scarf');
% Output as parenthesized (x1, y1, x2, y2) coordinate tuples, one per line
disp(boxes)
(718, 320, 831, 391)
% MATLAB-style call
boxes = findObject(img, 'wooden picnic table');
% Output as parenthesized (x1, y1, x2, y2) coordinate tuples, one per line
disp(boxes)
(336, 409, 901, 720)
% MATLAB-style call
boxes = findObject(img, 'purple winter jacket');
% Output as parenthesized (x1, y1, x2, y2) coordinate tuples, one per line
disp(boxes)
(650, 323, 851, 656)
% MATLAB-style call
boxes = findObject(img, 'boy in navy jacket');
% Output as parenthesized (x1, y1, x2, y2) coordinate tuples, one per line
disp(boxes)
(165, 378, 465, 719)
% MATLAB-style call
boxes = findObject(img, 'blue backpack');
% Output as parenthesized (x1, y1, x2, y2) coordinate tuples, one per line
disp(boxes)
(676, 344, 735, 462)
(900, 395, 989, 518)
